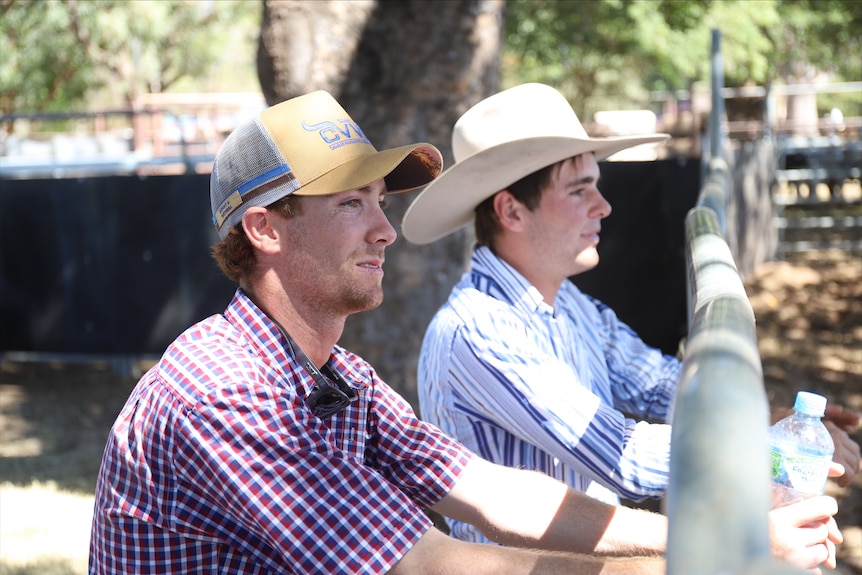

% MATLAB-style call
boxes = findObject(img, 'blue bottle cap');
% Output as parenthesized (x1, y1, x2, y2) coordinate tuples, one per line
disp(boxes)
(794, 391, 827, 417)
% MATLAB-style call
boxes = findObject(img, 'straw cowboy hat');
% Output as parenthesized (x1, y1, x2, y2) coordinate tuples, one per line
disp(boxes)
(401, 83, 669, 245)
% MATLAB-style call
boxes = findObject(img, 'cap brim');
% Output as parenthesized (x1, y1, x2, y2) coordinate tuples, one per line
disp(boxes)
(294, 143, 442, 197)
(401, 134, 668, 245)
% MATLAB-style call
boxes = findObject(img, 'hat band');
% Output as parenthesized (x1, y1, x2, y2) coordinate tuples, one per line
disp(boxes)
(213, 166, 300, 230)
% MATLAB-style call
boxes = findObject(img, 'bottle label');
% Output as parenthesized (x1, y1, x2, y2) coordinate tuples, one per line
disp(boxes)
(770, 448, 829, 497)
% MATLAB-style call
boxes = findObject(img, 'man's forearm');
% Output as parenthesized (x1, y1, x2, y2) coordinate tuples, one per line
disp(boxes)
(588, 501, 666, 557)
(505, 478, 666, 557)
(435, 458, 666, 557)
(390, 525, 666, 575)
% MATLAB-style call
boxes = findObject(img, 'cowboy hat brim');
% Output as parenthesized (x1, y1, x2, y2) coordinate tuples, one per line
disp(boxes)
(401, 133, 668, 245)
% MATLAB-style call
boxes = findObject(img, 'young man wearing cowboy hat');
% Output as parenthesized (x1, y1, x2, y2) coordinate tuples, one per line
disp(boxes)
(403, 83, 857, 564)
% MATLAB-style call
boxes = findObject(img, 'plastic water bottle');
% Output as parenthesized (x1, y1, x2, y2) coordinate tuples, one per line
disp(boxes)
(769, 391, 834, 507)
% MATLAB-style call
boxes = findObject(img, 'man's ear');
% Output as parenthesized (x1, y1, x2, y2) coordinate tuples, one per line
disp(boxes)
(241, 207, 280, 254)
(493, 190, 526, 232)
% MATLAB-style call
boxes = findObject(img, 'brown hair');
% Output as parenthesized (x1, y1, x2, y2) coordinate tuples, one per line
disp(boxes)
(211, 196, 300, 284)
(474, 161, 559, 249)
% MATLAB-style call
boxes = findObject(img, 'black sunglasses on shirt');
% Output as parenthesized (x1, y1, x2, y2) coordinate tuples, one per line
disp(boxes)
(300, 356, 358, 419)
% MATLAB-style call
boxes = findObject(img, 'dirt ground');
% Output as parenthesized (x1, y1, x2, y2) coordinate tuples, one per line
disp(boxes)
(747, 248, 862, 574)
(0, 247, 860, 574)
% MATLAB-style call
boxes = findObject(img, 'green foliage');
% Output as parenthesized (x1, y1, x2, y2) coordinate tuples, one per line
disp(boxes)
(772, 0, 862, 81)
(1, 0, 100, 113)
(0, 0, 260, 115)
(503, 0, 646, 116)
(3, 0, 857, 118)
(503, 0, 861, 118)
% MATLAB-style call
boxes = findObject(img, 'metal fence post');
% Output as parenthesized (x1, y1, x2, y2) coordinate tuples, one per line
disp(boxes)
(665, 28, 807, 575)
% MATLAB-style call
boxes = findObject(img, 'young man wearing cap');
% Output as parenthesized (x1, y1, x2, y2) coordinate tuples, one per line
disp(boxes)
(403, 83, 856, 562)
(89, 89, 843, 574)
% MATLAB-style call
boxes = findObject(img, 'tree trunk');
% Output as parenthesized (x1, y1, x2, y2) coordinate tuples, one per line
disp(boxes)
(257, 0, 505, 411)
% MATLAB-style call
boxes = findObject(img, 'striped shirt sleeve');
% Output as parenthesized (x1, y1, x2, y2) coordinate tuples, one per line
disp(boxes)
(443, 304, 671, 501)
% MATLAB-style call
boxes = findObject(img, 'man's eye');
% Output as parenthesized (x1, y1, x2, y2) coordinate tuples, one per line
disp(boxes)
(379, 197, 390, 210)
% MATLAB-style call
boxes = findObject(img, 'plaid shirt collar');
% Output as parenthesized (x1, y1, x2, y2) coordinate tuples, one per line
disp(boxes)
(223, 288, 371, 393)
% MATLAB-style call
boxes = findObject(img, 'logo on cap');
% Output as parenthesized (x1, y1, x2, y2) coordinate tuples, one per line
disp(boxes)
(303, 118, 371, 150)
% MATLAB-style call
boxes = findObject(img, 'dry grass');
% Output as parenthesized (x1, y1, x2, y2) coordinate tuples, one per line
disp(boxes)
(0, 482, 93, 575)
(0, 361, 137, 575)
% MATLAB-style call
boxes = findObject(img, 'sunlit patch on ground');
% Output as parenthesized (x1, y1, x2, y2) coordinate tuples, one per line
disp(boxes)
(0, 482, 93, 575)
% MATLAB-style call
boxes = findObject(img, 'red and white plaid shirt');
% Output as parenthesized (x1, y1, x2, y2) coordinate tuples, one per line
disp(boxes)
(89, 289, 472, 574)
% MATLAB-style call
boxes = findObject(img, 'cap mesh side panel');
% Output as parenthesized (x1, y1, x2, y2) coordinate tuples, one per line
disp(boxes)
(219, 118, 285, 201)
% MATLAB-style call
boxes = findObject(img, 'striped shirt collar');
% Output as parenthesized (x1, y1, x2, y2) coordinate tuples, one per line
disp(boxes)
(470, 245, 557, 317)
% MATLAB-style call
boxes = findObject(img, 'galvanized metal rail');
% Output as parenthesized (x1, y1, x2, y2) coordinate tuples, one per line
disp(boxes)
(667, 169, 772, 573)
(664, 30, 807, 575)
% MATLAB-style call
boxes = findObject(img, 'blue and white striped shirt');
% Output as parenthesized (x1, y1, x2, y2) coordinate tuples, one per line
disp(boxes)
(418, 246, 681, 544)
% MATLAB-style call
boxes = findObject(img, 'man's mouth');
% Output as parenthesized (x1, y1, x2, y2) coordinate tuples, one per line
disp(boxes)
(358, 258, 384, 270)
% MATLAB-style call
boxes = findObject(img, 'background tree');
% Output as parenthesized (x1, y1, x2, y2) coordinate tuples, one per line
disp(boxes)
(0, 0, 258, 115)
(502, 0, 648, 119)
(4, 0, 858, 122)
(2, 0, 857, 407)
(503, 0, 861, 121)
(257, 0, 504, 409)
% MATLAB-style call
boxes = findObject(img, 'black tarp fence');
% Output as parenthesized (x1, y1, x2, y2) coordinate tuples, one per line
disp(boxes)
(1, 161, 701, 358)
(0, 174, 235, 354)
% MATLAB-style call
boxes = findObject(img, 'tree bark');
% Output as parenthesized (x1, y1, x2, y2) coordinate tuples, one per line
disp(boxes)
(257, 0, 504, 410)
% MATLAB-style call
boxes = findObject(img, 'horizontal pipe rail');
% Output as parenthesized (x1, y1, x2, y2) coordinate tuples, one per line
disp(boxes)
(667, 27, 822, 575)
(696, 157, 731, 233)
(666, 185, 808, 575)
(667, 206, 772, 574)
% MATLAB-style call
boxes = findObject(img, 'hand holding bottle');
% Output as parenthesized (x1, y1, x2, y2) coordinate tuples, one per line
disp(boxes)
(768, 495, 841, 573)
(769, 392, 835, 508)
(771, 401, 861, 488)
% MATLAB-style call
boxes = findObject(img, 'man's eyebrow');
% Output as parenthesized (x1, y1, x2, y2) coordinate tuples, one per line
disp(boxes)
(357, 182, 387, 195)
(569, 174, 600, 186)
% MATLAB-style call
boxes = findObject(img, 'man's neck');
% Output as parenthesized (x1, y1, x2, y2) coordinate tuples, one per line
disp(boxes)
(489, 244, 563, 305)
(242, 283, 344, 367)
